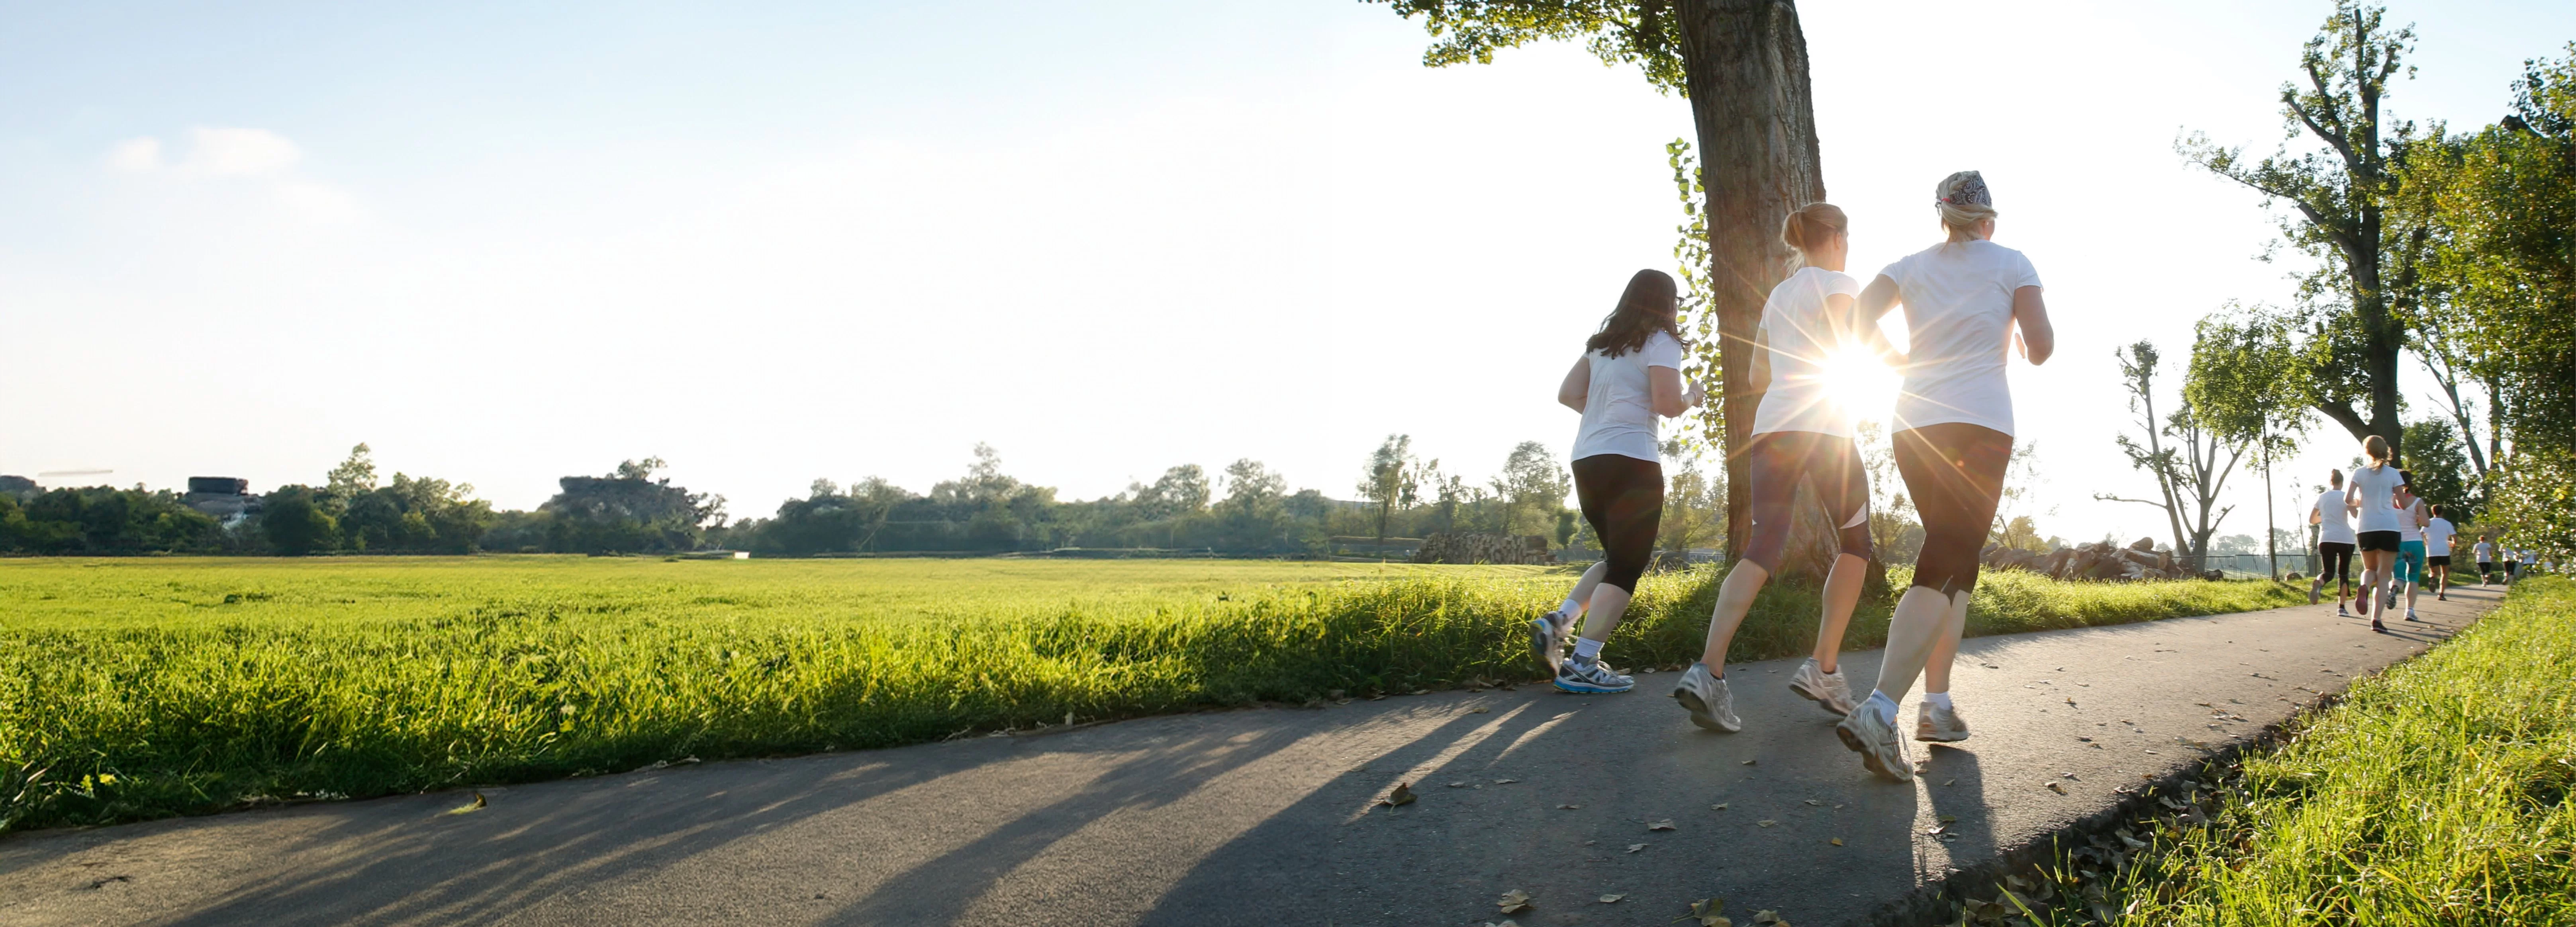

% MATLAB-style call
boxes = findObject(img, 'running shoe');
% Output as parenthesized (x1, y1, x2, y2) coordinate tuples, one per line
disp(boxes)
(2406, 608, 2420, 622)
(2355, 591, 2370, 616)
(2385, 588, 2400, 611)
(2371, 618, 2388, 634)
(1787, 657, 1855, 717)
(1915, 702, 1971, 743)
(1528, 610, 1569, 673)
(1670, 663, 1740, 732)
(1836, 702, 1912, 782)
(1554, 657, 1634, 694)
(2437, 592, 2448, 601)
(2309, 586, 2321, 605)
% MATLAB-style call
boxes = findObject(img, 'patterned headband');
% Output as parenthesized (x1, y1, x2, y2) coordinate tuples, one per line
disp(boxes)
(1937, 172, 1990, 208)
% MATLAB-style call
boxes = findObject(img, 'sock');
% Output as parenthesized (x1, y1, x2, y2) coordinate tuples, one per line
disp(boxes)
(1558, 596, 1584, 619)
(1865, 690, 1899, 725)
(1924, 691, 1954, 711)
(1571, 637, 1605, 664)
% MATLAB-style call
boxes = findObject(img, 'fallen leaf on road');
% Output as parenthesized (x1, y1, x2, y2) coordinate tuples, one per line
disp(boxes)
(1757, 819, 1777, 827)
(1937, 814, 1958, 822)
(1752, 909, 1790, 926)
(2065, 697, 2078, 706)
(1627, 843, 1647, 853)
(1497, 889, 1532, 913)
(1927, 825, 1945, 836)
(447, 792, 487, 815)
(1943, 779, 1957, 786)
(1830, 837, 1843, 846)
(1493, 778, 1518, 784)
(1383, 782, 1416, 806)
(1648, 819, 1675, 831)
(1471, 707, 1490, 714)
(1686, 897, 1730, 927)
(1559, 804, 1580, 810)
(1449, 782, 1469, 788)
(1711, 802, 1728, 811)
(1741, 759, 1757, 766)
(1600, 894, 1626, 903)
(2046, 782, 2068, 794)
(1802, 799, 1822, 806)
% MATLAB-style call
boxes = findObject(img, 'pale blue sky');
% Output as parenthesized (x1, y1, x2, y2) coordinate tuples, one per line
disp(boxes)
(6, 1, 2571, 542)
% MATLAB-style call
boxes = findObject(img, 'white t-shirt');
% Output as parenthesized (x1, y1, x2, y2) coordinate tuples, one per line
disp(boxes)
(2348, 465, 2403, 533)
(1879, 240, 2042, 437)
(1751, 267, 1865, 437)
(2395, 499, 2423, 543)
(2425, 517, 2455, 557)
(1571, 331, 1685, 463)
(2523, 550, 2539, 565)
(2311, 488, 2356, 545)
(2474, 540, 2494, 561)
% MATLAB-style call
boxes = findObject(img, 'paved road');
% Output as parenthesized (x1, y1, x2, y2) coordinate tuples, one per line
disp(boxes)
(0, 583, 2500, 927)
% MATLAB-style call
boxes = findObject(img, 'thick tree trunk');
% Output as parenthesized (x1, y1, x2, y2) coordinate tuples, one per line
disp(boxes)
(1676, 0, 1824, 565)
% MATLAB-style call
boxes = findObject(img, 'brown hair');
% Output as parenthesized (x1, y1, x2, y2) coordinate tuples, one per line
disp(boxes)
(1586, 269, 1685, 359)
(2329, 468, 2344, 488)
(1779, 202, 1848, 269)
(2363, 434, 2392, 465)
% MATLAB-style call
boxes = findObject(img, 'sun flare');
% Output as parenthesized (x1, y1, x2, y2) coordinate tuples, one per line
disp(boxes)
(1818, 345, 1902, 423)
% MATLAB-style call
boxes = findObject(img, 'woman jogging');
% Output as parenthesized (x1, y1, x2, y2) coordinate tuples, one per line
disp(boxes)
(2347, 435, 2404, 634)
(2389, 476, 2428, 622)
(1834, 171, 2054, 780)
(2308, 469, 2358, 614)
(2474, 535, 2496, 585)
(1533, 269, 1704, 693)
(2423, 503, 2456, 602)
(1669, 203, 1886, 732)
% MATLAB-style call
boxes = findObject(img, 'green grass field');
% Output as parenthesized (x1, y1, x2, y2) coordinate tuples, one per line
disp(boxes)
(2004, 576, 2576, 926)
(0, 555, 2304, 833)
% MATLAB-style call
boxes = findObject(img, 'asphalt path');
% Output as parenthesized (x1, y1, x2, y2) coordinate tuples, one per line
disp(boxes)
(0, 581, 2500, 927)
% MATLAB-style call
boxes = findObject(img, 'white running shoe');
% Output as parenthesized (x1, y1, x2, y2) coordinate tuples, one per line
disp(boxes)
(1528, 610, 1571, 673)
(1554, 657, 1634, 694)
(1915, 702, 1971, 742)
(2337, 604, 2353, 617)
(1835, 702, 1912, 782)
(2406, 608, 2421, 622)
(1787, 657, 1855, 717)
(1671, 663, 1741, 732)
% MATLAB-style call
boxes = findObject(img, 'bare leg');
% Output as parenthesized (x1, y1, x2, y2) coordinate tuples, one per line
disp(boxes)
(1812, 553, 1869, 674)
(1922, 590, 1969, 695)
(1577, 583, 1634, 645)
(1563, 561, 1609, 618)
(1871, 585, 1960, 701)
(1697, 560, 1770, 671)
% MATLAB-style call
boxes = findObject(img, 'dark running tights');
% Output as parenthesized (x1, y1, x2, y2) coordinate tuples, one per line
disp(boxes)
(1572, 454, 1664, 593)
(1740, 430, 1874, 572)
(1892, 423, 2014, 596)
(2317, 542, 2354, 586)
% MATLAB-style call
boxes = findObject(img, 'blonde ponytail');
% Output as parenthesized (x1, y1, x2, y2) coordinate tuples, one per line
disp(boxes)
(1933, 170, 1998, 235)
(1778, 202, 1847, 271)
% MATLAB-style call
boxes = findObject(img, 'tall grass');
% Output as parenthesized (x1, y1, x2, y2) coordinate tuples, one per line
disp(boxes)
(0, 557, 2301, 833)
(2011, 577, 2576, 926)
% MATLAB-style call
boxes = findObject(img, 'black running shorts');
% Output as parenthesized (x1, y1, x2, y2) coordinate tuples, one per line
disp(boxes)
(2427, 555, 2451, 567)
(2357, 530, 2402, 553)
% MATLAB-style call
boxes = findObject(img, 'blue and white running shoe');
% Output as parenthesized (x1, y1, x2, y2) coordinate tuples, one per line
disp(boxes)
(1553, 657, 1634, 694)
(1528, 609, 1571, 673)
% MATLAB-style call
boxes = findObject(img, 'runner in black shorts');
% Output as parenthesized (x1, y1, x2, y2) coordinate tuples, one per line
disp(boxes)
(2348, 435, 2405, 634)
(2308, 469, 2357, 614)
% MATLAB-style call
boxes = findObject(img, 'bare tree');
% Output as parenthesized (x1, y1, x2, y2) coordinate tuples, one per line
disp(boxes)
(2100, 341, 2249, 567)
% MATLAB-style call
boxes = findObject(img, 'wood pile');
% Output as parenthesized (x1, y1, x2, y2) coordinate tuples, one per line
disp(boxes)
(1982, 536, 2224, 583)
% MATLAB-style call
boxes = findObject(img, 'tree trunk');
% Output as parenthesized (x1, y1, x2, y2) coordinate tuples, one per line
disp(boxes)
(1675, 0, 1824, 564)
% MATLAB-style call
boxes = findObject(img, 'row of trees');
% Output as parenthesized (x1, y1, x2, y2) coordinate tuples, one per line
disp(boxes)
(2104, 8, 2575, 568)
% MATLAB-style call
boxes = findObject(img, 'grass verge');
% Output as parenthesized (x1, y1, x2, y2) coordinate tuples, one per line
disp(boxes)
(1986, 576, 2576, 926)
(1, 557, 2302, 834)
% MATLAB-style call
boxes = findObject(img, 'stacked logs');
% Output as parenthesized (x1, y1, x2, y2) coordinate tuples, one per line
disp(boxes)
(1981, 536, 2225, 583)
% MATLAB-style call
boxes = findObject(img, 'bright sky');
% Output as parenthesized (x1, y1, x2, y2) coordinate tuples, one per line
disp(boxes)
(6, 1, 2571, 543)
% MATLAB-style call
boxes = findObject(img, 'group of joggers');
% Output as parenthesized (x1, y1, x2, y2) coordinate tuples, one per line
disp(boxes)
(1533, 170, 2048, 781)
(2308, 465, 2545, 629)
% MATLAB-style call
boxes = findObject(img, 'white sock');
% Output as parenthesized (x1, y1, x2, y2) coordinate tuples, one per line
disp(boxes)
(1571, 636, 1605, 663)
(1558, 597, 1584, 620)
(1924, 691, 1954, 711)
(1865, 690, 1899, 725)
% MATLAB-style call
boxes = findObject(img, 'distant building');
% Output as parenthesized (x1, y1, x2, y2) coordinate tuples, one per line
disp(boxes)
(184, 477, 261, 527)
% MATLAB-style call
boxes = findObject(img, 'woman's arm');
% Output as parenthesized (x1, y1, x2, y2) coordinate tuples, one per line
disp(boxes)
(1750, 325, 1773, 394)
(1833, 292, 1902, 366)
(2011, 286, 2053, 366)
(1558, 356, 1591, 412)
(1648, 366, 1703, 418)
(1855, 274, 1900, 324)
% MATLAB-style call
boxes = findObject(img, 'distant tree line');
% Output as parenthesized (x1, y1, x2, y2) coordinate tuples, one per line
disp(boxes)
(0, 439, 1606, 558)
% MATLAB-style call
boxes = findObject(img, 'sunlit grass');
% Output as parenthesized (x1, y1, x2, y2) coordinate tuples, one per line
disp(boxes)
(0, 556, 2301, 833)
(2010, 577, 2576, 926)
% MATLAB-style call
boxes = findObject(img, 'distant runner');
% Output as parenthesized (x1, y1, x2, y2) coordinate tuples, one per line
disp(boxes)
(1537, 269, 1705, 694)
(2423, 504, 2455, 602)
(1671, 202, 1888, 733)
(2308, 469, 2357, 615)
(2473, 536, 2496, 586)
(2390, 475, 2426, 622)
(2348, 435, 2403, 635)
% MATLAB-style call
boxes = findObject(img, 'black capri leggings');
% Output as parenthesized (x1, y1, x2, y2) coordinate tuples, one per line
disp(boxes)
(1892, 422, 2014, 596)
(1572, 454, 1664, 593)
(2317, 542, 2354, 585)
(1740, 430, 1873, 572)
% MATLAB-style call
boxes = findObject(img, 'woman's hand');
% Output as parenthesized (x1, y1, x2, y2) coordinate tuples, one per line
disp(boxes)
(1684, 380, 1708, 409)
